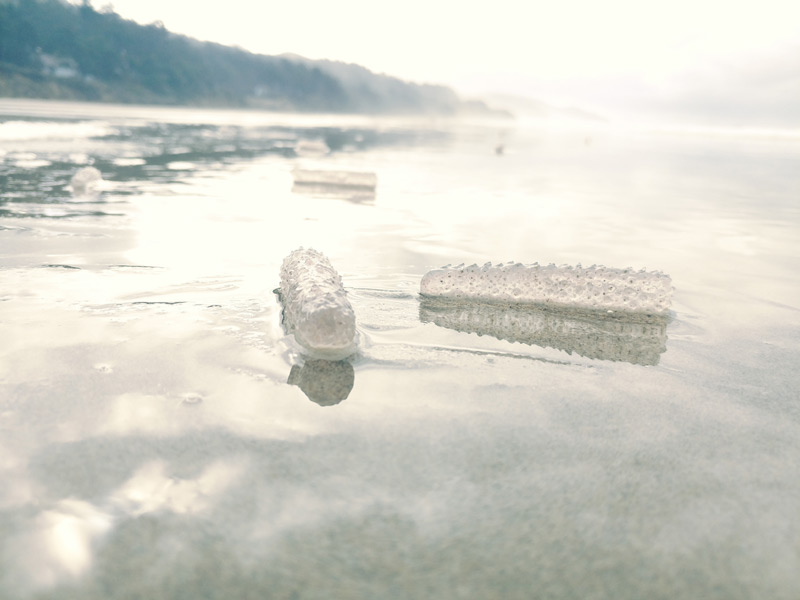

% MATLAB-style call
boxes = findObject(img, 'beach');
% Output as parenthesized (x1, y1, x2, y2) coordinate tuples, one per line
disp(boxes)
(1, 99, 799, 599)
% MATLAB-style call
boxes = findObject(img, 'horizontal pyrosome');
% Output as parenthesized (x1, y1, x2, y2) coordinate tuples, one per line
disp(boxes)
(278, 248, 357, 358)
(420, 262, 672, 315)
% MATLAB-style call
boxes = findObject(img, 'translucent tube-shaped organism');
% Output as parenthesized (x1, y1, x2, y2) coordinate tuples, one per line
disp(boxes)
(278, 248, 357, 359)
(421, 262, 672, 315)
(70, 166, 102, 196)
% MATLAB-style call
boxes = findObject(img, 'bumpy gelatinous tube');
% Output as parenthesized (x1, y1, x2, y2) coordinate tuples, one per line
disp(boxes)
(421, 262, 672, 314)
(278, 248, 357, 358)
(70, 166, 102, 195)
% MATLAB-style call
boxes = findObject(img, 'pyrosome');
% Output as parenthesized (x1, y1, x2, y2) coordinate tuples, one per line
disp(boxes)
(70, 166, 102, 195)
(420, 262, 673, 314)
(279, 248, 357, 358)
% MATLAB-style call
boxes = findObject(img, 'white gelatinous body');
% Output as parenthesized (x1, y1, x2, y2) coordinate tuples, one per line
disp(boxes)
(421, 262, 673, 314)
(279, 248, 357, 358)
(70, 166, 102, 195)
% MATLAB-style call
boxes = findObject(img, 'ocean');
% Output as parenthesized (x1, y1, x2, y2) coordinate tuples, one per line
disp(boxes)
(1, 98, 799, 599)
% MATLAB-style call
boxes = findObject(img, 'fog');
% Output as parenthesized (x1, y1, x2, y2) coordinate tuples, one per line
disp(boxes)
(93, 0, 800, 128)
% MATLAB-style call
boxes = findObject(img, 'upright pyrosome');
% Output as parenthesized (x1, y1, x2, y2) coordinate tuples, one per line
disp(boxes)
(420, 262, 673, 314)
(70, 166, 102, 195)
(278, 248, 357, 358)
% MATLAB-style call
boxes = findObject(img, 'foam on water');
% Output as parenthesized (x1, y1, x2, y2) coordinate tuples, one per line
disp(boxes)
(421, 262, 673, 314)
(278, 248, 358, 359)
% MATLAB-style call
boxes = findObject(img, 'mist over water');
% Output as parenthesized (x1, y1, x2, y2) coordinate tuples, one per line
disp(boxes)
(1, 99, 799, 599)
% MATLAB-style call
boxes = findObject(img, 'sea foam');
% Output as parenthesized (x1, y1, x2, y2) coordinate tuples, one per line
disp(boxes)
(420, 262, 672, 314)
(278, 248, 357, 358)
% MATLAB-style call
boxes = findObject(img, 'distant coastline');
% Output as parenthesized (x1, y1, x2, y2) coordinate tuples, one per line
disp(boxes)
(0, 0, 511, 118)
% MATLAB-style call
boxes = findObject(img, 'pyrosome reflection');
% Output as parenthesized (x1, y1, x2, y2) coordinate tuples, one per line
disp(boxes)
(291, 169, 377, 204)
(287, 359, 355, 406)
(419, 298, 669, 366)
(291, 181, 376, 204)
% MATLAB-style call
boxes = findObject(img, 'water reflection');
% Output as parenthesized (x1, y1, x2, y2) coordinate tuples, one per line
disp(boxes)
(287, 359, 355, 406)
(0, 115, 447, 218)
(112, 459, 244, 516)
(291, 169, 377, 204)
(292, 181, 376, 204)
(419, 298, 669, 366)
(4, 499, 111, 595)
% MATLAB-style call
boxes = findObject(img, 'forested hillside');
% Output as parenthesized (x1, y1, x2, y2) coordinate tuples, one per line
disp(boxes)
(0, 0, 501, 115)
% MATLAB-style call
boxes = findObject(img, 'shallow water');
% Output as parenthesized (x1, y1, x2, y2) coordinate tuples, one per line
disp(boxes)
(1, 99, 799, 599)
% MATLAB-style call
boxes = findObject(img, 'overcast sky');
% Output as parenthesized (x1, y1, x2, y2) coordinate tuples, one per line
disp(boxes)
(93, 0, 800, 127)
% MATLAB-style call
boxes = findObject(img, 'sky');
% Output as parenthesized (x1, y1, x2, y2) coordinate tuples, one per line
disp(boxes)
(90, 0, 800, 127)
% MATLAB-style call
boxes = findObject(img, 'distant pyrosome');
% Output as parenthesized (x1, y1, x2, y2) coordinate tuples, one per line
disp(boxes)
(420, 262, 673, 314)
(70, 166, 102, 195)
(278, 248, 357, 358)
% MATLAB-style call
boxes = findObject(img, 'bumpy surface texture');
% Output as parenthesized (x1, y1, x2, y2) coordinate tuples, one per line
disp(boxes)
(279, 248, 357, 358)
(420, 298, 668, 365)
(70, 166, 102, 194)
(421, 262, 673, 314)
